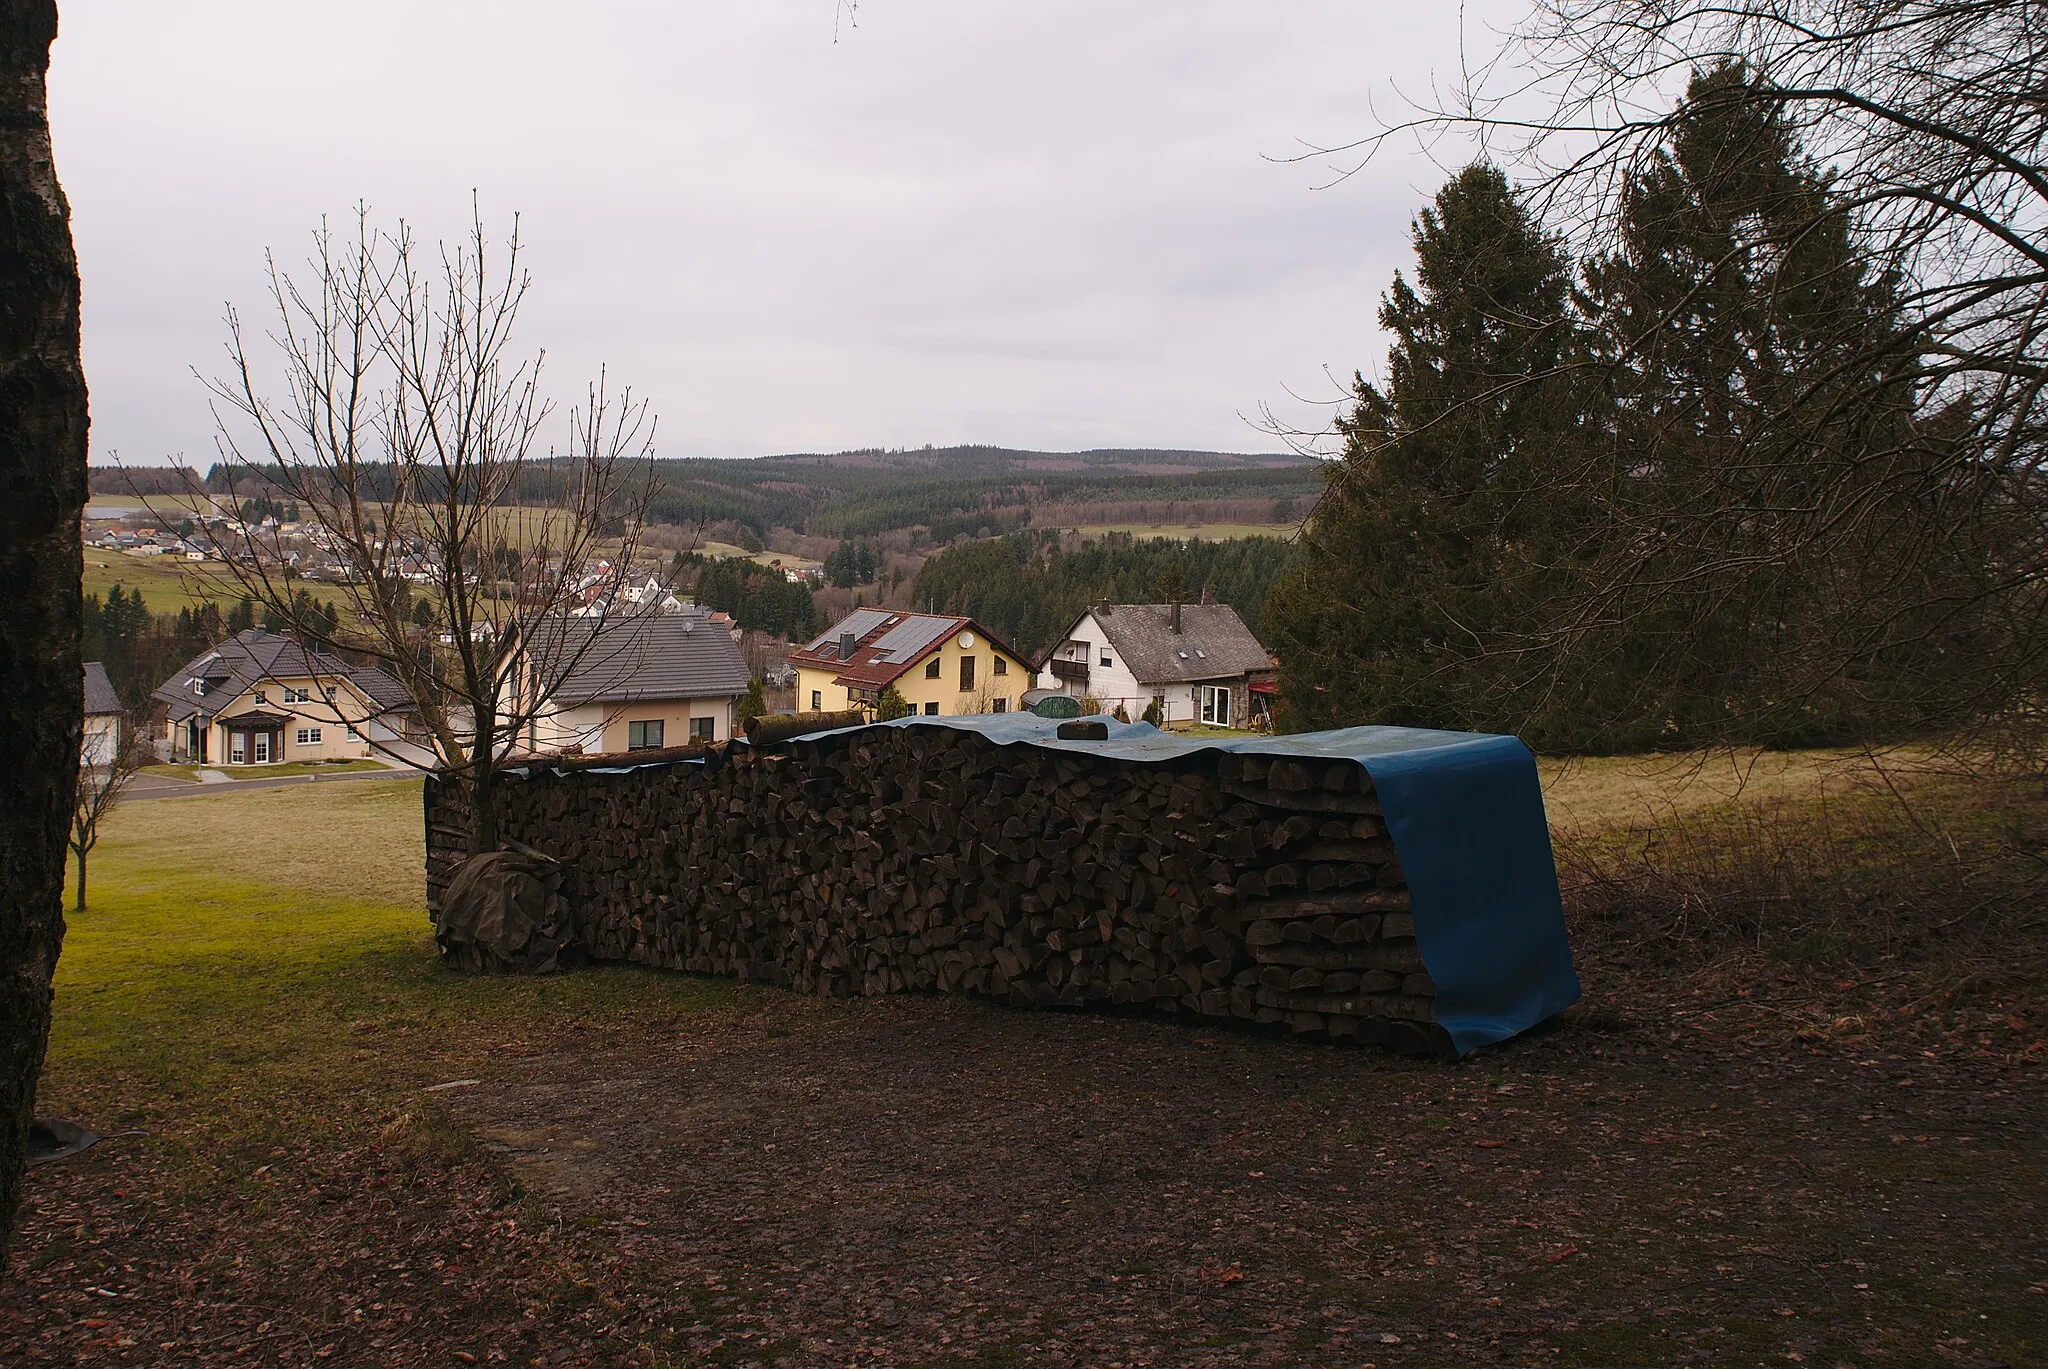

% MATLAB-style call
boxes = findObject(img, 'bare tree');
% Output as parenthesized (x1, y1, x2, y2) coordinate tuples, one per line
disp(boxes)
(0, 0, 86, 1269)
(1287, 2, 2048, 752)
(186, 206, 662, 850)
(69, 724, 147, 912)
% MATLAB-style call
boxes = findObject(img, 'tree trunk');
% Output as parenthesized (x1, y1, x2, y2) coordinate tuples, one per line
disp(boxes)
(0, 0, 87, 1271)
(470, 754, 498, 855)
(71, 849, 83, 914)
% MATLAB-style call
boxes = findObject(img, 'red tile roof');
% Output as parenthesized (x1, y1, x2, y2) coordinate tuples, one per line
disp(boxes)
(788, 610, 1023, 692)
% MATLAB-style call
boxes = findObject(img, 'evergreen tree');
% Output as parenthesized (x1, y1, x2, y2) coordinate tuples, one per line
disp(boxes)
(1569, 63, 1974, 747)
(1265, 163, 1588, 735)
(736, 678, 767, 726)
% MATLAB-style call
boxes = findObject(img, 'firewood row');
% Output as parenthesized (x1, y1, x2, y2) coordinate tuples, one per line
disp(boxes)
(424, 724, 1449, 1054)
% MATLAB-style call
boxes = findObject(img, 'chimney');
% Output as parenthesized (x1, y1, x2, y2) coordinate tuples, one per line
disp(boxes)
(839, 631, 857, 659)
(1170, 600, 1182, 634)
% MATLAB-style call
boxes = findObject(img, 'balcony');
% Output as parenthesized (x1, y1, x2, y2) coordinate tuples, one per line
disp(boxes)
(1048, 658, 1089, 684)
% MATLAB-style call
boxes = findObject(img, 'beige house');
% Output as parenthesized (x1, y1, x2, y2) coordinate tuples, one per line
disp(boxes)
(502, 609, 752, 755)
(153, 629, 412, 766)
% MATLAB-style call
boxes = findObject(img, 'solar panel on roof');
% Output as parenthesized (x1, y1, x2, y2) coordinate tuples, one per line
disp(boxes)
(806, 608, 892, 652)
(868, 615, 955, 664)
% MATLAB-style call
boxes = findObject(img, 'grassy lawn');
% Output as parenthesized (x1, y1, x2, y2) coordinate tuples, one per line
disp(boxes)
(5, 753, 2045, 1365)
(81, 552, 229, 614)
(1162, 719, 1263, 739)
(218, 758, 393, 779)
(144, 759, 390, 783)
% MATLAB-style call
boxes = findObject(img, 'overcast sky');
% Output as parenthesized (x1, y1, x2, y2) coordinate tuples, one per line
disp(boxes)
(49, 3, 1515, 465)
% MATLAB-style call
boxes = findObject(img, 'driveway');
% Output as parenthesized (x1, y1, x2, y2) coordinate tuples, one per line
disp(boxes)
(126, 765, 421, 801)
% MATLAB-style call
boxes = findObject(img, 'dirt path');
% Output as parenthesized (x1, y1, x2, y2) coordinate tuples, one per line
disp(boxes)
(439, 998, 2046, 1367)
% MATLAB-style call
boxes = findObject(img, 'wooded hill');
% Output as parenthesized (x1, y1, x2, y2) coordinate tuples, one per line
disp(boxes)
(93, 446, 1320, 549)
(912, 530, 1296, 661)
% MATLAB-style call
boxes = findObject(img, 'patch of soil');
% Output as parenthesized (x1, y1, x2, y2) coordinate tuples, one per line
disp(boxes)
(6, 994, 2046, 1367)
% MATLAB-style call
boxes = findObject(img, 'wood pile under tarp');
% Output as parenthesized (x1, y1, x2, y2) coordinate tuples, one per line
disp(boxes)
(424, 715, 1579, 1056)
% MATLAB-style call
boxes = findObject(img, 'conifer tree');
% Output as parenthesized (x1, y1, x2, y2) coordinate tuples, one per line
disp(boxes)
(1567, 63, 1981, 747)
(1266, 164, 1586, 734)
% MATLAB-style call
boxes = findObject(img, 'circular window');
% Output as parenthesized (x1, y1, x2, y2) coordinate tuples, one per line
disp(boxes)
(958, 631, 976, 648)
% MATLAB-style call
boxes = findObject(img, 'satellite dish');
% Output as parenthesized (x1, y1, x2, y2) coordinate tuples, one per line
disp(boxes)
(958, 631, 976, 648)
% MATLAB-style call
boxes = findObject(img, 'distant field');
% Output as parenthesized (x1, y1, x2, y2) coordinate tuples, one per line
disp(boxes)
(701, 539, 822, 574)
(82, 550, 234, 613)
(1064, 522, 1300, 542)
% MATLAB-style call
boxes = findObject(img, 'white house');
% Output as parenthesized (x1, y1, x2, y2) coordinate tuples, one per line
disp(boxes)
(1034, 601, 1276, 727)
(82, 661, 123, 766)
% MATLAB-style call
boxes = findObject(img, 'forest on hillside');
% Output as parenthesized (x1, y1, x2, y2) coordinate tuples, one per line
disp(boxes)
(96, 446, 1321, 549)
(911, 530, 1296, 660)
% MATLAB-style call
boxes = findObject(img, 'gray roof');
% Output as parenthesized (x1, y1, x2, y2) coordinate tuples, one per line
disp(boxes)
(83, 661, 122, 717)
(1073, 603, 1274, 685)
(531, 611, 750, 706)
(151, 628, 413, 724)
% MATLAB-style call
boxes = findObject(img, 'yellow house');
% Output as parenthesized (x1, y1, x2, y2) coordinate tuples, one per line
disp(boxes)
(151, 628, 413, 766)
(789, 610, 1030, 718)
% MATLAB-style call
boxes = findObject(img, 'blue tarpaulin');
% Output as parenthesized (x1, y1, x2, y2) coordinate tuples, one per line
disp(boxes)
(792, 714, 1580, 1055)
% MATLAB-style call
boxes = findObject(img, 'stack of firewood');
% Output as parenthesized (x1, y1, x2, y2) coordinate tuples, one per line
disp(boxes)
(423, 722, 1446, 1053)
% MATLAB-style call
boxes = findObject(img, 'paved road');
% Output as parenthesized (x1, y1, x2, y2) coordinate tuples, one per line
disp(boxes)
(127, 766, 422, 801)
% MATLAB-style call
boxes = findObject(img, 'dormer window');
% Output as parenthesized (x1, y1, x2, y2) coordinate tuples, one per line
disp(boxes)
(193, 678, 207, 697)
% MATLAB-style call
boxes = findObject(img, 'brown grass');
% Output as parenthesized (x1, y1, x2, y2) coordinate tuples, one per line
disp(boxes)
(1549, 748, 2048, 1050)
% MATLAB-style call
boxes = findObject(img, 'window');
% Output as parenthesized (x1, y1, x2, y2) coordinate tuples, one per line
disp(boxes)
(993, 656, 1007, 676)
(1100, 650, 1112, 667)
(991, 697, 1007, 713)
(959, 655, 976, 691)
(1199, 685, 1233, 727)
(229, 735, 245, 764)
(627, 719, 664, 750)
(324, 686, 338, 702)
(253, 689, 267, 704)
(252, 733, 270, 763)
(923, 702, 939, 716)
(690, 717, 715, 742)
(283, 686, 309, 703)
(924, 657, 941, 679)
(295, 727, 322, 745)
(810, 689, 822, 710)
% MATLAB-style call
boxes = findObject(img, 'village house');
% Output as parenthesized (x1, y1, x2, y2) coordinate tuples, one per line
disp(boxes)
(1033, 601, 1276, 727)
(152, 628, 414, 766)
(503, 608, 751, 754)
(790, 609, 1030, 718)
(81, 661, 123, 766)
